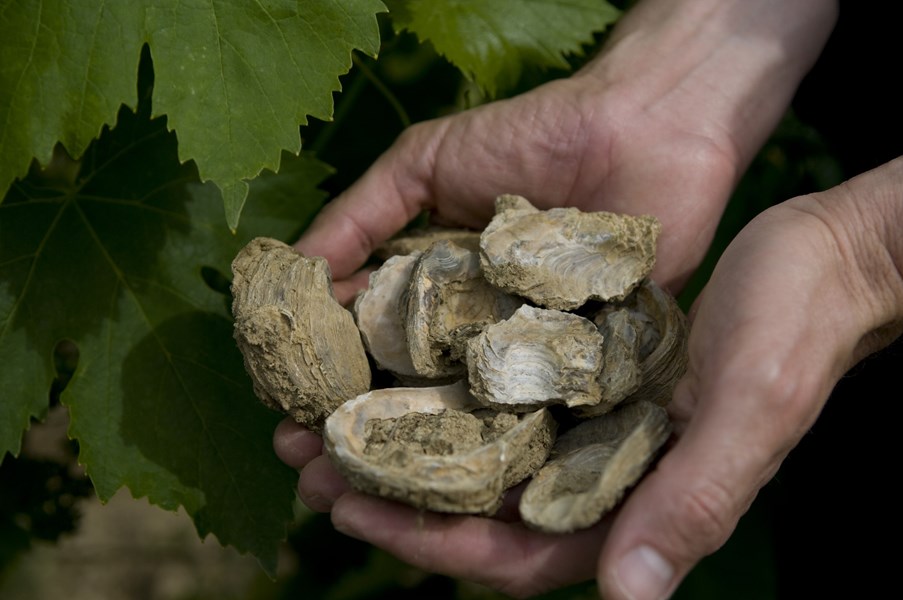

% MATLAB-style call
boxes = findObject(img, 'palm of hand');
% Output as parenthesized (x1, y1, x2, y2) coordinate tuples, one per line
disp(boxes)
(414, 76, 739, 291)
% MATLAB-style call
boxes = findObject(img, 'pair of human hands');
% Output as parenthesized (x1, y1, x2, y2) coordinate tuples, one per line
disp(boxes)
(273, 1, 903, 598)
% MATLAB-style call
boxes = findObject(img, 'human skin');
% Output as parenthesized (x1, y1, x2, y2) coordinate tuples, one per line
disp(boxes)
(269, 1, 889, 599)
(279, 156, 903, 599)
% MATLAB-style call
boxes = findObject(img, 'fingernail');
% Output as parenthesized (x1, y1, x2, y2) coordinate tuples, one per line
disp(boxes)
(614, 545, 674, 600)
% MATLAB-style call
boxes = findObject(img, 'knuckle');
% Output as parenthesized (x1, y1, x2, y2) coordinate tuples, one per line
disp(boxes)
(667, 479, 738, 556)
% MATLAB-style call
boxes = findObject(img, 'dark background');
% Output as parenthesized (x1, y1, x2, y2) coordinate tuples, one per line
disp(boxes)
(772, 2, 902, 597)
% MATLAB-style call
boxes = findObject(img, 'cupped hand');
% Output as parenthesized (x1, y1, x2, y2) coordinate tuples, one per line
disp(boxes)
(276, 56, 741, 595)
(273, 0, 851, 595)
(295, 70, 740, 305)
(595, 157, 903, 599)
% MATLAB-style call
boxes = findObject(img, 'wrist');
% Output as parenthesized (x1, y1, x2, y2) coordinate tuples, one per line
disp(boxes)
(575, 0, 838, 170)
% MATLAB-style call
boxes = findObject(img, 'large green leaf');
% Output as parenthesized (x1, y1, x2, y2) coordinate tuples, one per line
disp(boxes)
(0, 99, 332, 573)
(0, 0, 384, 229)
(384, 0, 620, 96)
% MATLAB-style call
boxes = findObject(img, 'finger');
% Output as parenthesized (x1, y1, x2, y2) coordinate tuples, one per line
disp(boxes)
(597, 383, 783, 600)
(273, 418, 323, 469)
(331, 492, 607, 599)
(297, 454, 352, 513)
(493, 481, 528, 523)
(332, 267, 377, 307)
(294, 122, 446, 279)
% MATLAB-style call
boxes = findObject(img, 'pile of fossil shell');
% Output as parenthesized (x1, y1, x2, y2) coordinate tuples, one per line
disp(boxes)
(231, 194, 688, 533)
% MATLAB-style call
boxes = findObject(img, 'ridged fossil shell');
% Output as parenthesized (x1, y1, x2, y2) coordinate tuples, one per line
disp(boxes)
(466, 305, 607, 412)
(581, 279, 689, 412)
(580, 308, 644, 417)
(403, 240, 523, 380)
(628, 279, 690, 405)
(519, 400, 672, 533)
(353, 252, 426, 385)
(323, 380, 557, 515)
(231, 237, 371, 432)
(375, 225, 482, 260)
(233, 196, 685, 525)
(480, 195, 661, 310)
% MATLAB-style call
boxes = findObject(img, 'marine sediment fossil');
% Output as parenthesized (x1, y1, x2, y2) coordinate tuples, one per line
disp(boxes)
(353, 252, 425, 385)
(375, 225, 482, 260)
(231, 195, 688, 529)
(323, 380, 556, 514)
(402, 240, 523, 380)
(231, 237, 371, 433)
(519, 400, 672, 533)
(480, 194, 661, 310)
(465, 304, 607, 412)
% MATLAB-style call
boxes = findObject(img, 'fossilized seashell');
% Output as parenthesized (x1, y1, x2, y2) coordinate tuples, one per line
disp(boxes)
(231, 237, 371, 432)
(598, 279, 689, 407)
(404, 240, 523, 380)
(480, 195, 661, 310)
(353, 252, 427, 385)
(323, 380, 557, 515)
(375, 225, 482, 260)
(632, 280, 689, 404)
(519, 400, 671, 533)
(466, 305, 607, 412)
(571, 308, 644, 419)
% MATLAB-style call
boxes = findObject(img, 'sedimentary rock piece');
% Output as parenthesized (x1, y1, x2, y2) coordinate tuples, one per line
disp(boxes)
(375, 225, 482, 260)
(323, 380, 557, 515)
(233, 194, 684, 524)
(404, 240, 523, 380)
(353, 253, 426, 385)
(480, 195, 661, 310)
(231, 237, 371, 432)
(519, 401, 672, 533)
(571, 308, 644, 418)
(630, 279, 690, 405)
(466, 305, 607, 412)
(591, 279, 689, 407)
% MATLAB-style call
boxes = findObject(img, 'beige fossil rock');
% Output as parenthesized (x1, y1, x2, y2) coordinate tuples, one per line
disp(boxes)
(585, 279, 689, 410)
(233, 196, 686, 524)
(353, 252, 427, 385)
(323, 380, 557, 515)
(231, 237, 371, 433)
(575, 308, 645, 418)
(479, 195, 661, 310)
(628, 279, 690, 405)
(375, 225, 482, 260)
(403, 240, 523, 380)
(465, 305, 607, 412)
(519, 400, 672, 533)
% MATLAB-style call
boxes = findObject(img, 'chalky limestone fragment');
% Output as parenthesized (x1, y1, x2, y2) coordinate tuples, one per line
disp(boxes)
(323, 380, 556, 514)
(233, 195, 686, 531)
(520, 401, 672, 533)
(480, 194, 661, 310)
(231, 237, 371, 432)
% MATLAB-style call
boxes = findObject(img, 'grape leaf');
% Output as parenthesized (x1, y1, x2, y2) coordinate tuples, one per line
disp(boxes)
(0, 100, 332, 574)
(0, 0, 384, 230)
(384, 0, 621, 97)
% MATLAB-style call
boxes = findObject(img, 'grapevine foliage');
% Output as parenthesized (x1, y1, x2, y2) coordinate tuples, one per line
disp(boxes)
(385, 0, 621, 97)
(0, 0, 621, 572)
(0, 0, 384, 230)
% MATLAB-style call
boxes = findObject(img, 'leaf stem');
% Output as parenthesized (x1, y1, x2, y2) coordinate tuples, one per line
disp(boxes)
(352, 53, 411, 128)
